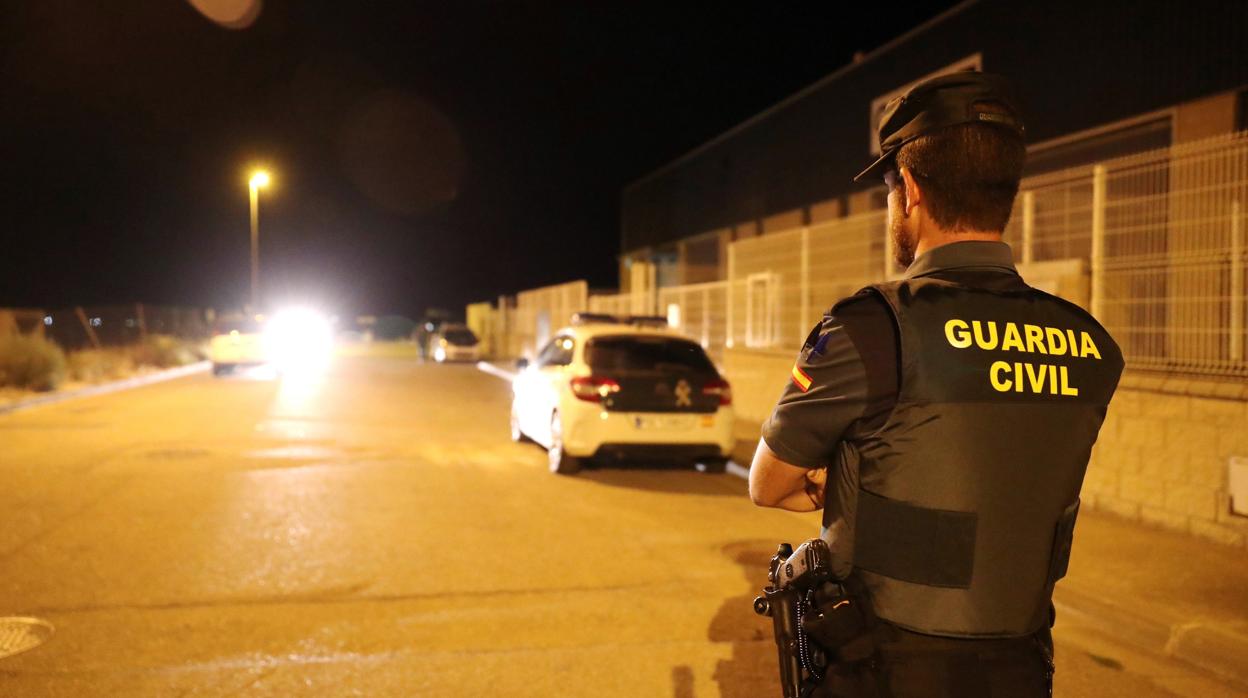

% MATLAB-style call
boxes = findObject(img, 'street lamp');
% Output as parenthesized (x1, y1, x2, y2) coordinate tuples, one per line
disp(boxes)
(248, 170, 271, 312)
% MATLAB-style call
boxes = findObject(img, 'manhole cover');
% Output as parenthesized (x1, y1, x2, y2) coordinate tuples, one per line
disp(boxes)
(0, 617, 54, 660)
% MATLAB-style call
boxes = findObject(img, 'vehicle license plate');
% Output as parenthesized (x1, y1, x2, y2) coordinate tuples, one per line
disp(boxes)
(634, 415, 696, 430)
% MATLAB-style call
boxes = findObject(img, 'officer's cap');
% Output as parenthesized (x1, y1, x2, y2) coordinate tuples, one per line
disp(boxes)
(854, 71, 1025, 183)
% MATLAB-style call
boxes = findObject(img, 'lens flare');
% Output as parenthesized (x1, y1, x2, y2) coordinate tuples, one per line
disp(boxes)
(264, 307, 332, 372)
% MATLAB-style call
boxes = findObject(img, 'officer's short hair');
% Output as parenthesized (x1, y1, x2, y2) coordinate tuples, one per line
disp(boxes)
(894, 105, 1025, 233)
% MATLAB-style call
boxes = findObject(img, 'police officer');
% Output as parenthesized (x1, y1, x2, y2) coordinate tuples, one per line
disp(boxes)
(749, 72, 1123, 696)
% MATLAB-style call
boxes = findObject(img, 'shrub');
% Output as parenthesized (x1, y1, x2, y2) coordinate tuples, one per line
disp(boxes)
(374, 315, 416, 340)
(0, 333, 66, 391)
(131, 334, 197, 368)
(67, 348, 135, 383)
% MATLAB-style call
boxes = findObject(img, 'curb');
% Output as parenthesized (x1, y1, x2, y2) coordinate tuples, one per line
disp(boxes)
(0, 362, 210, 416)
(1054, 583, 1248, 688)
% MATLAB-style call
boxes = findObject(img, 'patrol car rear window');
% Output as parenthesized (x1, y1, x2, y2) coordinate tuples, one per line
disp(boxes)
(443, 329, 477, 345)
(585, 336, 716, 373)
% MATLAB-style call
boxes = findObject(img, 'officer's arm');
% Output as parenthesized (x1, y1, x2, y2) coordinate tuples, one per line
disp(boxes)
(751, 295, 892, 512)
(749, 439, 826, 511)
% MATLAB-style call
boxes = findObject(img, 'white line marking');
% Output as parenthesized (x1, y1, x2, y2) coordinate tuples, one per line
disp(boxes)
(727, 461, 749, 480)
(476, 361, 517, 383)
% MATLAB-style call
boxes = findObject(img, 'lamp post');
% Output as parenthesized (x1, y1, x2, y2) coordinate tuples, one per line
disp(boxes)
(248, 170, 270, 312)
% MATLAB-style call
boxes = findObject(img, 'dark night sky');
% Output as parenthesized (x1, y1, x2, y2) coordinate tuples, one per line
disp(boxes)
(1, 1, 956, 319)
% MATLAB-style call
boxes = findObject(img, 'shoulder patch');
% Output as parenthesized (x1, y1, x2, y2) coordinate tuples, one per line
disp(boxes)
(811, 332, 833, 356)
(791, 363, 813, 392)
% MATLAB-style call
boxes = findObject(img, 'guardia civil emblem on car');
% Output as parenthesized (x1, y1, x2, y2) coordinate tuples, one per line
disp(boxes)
(674, 379, 693, 407)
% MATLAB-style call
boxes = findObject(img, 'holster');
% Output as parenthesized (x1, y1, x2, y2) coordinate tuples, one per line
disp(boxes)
(801, 575, 878, 663)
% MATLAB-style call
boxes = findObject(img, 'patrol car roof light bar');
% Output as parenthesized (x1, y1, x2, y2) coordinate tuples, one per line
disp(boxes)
(570, 313, 671, 328)
(570, 312, 620, 326)
(624, 315, 670, 328)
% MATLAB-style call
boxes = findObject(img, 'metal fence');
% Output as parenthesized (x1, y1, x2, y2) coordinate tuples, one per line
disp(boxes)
(722, 210, 895, 353)
(1002, 132, 1248, 378)
(487, 131, 1248, 380)
(647, 131, 1248, 379)
(509, 281, 589, 359)
(587, 291, 636, 317)
(43, 304, 210, 351)
(656, 280, 731, 361)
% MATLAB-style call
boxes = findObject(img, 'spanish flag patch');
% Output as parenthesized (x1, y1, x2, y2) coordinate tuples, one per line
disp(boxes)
(791, 364, 813, 392)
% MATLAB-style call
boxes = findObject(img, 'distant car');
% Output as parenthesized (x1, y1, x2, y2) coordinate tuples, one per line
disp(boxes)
(209, 315, 266, 375)
(432, 324, 481, 363)
(510, 315, 734, 475)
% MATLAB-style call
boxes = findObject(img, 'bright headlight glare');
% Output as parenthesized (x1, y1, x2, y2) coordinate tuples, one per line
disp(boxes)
(265, 307, 332, 369)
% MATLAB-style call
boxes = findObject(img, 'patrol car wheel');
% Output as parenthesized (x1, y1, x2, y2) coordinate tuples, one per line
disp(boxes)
(548, 412, 581, 475)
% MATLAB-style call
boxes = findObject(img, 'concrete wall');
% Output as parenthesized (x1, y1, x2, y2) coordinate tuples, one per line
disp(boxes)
(1084, 374, 1248, 549)
(465, 302, 496, 358)
(677, 230, 729, 285)
(722, 346, 1248, 549)
(1174, 90, 1238, 143)
(808, 197, 844, 224)
(763, 208, 805, 234)
(847, 189, 883, 216)
(722, 347, 793, 425)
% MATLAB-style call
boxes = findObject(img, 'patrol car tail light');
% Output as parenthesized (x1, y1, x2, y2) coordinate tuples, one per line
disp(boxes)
(702, 378, 732, 406)
(570, 375, 621, 403)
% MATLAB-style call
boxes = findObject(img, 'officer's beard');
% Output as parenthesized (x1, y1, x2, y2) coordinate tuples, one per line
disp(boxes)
(889, 191, 917, 267)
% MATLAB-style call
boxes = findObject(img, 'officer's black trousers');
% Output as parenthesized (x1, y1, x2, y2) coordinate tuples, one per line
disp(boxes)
(814, 623, 1053, 698)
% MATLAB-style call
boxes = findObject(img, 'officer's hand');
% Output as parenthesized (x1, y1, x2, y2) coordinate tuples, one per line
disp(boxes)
(749, 440, 826, 512)
(804, 468, 827, 508)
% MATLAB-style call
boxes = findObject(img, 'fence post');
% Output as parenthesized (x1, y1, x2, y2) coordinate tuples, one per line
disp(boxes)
(1090, 164, 1107, 320)
(726, 244, 736, 348)
(1232, 199, 1244, 363)
(1021, 190, 1035, 265)
(75, 306, 101, 349)
(647, 263, 657, 316)
(135, 303, 148, 341)
(701, 286, 710, 347)
(800, 227, 810, 343)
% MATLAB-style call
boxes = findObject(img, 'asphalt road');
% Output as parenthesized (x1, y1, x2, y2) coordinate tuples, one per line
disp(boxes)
(0, 348, 1240, 696)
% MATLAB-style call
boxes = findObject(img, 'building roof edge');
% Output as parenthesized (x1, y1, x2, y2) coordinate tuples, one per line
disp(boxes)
(622, 0, 982, 194)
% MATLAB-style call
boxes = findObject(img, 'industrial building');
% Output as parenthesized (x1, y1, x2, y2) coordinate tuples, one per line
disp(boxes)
(485, 0, 1248, 547)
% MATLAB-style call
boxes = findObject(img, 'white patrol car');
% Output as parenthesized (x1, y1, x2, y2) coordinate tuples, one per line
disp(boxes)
(209, 314, 267, 376)
(432, 323, 481, 363)
(510, 314, 734, 475)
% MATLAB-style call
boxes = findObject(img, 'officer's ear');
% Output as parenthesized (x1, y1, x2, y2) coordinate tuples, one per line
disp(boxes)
(898, 166, 922, 216)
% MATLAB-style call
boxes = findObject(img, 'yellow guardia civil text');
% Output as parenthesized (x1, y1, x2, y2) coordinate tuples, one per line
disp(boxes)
(943, 319, 1102, 397)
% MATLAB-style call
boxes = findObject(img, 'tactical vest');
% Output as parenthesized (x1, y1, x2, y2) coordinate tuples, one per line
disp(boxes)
(836, 271, 1122, 638)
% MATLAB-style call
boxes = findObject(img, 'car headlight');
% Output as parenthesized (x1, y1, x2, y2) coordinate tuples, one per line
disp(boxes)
(265, 307, 332, 369)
